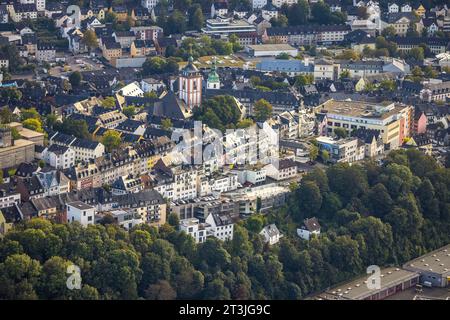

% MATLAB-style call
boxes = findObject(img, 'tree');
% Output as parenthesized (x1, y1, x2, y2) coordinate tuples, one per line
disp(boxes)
(167, 213, 180, 227)
(101, 97, 116, 109)
(161, 118, 173, 130)
(334, 127, 348, 139)
(245, 214, 265, 233)
(190, 6, 204, 31)
(22, 118, 43, 132)
(167, 10, 187, 34)
(69, 71, 82, 87)
(270, 14, 288, 27)
(295, 74, 313, 86)
(194, 95, 243, 131)
(253, 99, 273, 122)
(407, 47, 424, 61)
(321, 150, 330, 163)
(0, 108, 15, 123)
(340, 70, 351, 80)
(356, 6, 368, 19)
(102, 130, 121, 152)
(0, 254, 41, 299)
(276, 52, 290, 60)
(104, 11, 118, 25)
(337, 49, 360, 60)
(38, 160, 45, 168)
(284, 0, 309, 26)
(296, 181, 322, 218)
(145, 280, 176, 300)
(11, 127, 20, 140)
(309, 144, 318, 162)
(82, 29, 98, 51)
(53, 118, 90, 139)
(122, 105, 136, 118)
(380, 79, 396, 92)
(20, 108, 40, 121)
(381, 26, 397, 38)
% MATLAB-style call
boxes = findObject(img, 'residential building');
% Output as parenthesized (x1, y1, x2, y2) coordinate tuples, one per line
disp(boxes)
(0, 188, 21, 209)
(67, 201, 96, 226)
(263, 25, 351, 46)
(102, 209, 143, 230)
(316, 136, 365, 164)
(43, 144, 75, 169)
(205, 212, 234, 241)
(180, 218, 208, 243)
(260, 224, 282, 245)
(265, 158, 297, 180)
(297, 217, 321, 240)
(36, 42, 56, 62)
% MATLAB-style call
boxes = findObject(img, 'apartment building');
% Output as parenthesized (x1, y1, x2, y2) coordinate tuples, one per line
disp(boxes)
(316, 136, 365, 164)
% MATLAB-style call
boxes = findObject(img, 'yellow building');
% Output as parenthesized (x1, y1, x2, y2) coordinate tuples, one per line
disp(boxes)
(110, 7, 128, 22)
(415, 4, 426, 17)
(130, 40, 156, 57)
(102, 41, 122, 64)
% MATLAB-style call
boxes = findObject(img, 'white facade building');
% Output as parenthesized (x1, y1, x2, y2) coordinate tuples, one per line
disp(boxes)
(43, 144, 75, 169)
(260, 224, 282, 245)
(67, 201, 95, 227)
(180, 218, 208, 243)
(205, 213, 234, 241)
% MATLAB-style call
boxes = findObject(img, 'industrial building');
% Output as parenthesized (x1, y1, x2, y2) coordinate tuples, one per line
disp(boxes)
(403, 244, 450, 288)
(315, 267, 420, 300)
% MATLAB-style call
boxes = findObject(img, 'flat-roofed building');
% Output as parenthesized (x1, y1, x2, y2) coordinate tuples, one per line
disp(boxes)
(315, 267, 420, 300)
(403, 244, 450, 288)
(202, 16, 256, 35)
(246, 43, 298, 57)
(316, 99, 414, 150)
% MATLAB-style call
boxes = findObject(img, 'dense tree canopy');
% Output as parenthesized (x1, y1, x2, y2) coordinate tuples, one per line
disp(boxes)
(0, 149, 449, 300)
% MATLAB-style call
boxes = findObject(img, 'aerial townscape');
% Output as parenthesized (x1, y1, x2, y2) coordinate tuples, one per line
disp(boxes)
(0, 0, 449, 304)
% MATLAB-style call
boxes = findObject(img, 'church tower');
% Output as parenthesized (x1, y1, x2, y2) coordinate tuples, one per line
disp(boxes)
(207, 57, 220, 90)
(178, 55, 202, 109)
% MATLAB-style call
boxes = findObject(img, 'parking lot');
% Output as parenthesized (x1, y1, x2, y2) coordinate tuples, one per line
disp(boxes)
(49, 55, 105, 76)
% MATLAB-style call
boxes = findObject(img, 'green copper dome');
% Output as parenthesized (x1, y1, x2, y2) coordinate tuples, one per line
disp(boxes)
(208, 57, 220, 83)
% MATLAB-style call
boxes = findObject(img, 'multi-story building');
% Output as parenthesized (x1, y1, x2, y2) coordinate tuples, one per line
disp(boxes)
(102, 40, 122, 63)
(263, 25, 351, 46)
(393, 37, 449, 55)
(67, 201, 96, 226)
(49, 132, 105, 163)
(131, 26, 163, 41)
(316, 99, 414, 150)
(265, 158, 297, 180)
(141, 0, 159, 10)
(0, 188, 21, 209)
(205, 212, 234, 241)
(8, 4, 37, 22)
(314, 58, 340, 81)
(316, 136, 365, 164)
(0, 126, 35, 170)
(202, 16, 257, 35)
(43, 144, 75, 169)
(130, 40, 155, 57)
(180, 218, 208, 243)
(36, 42, 56, 62)
(113, 190, 167, 227)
